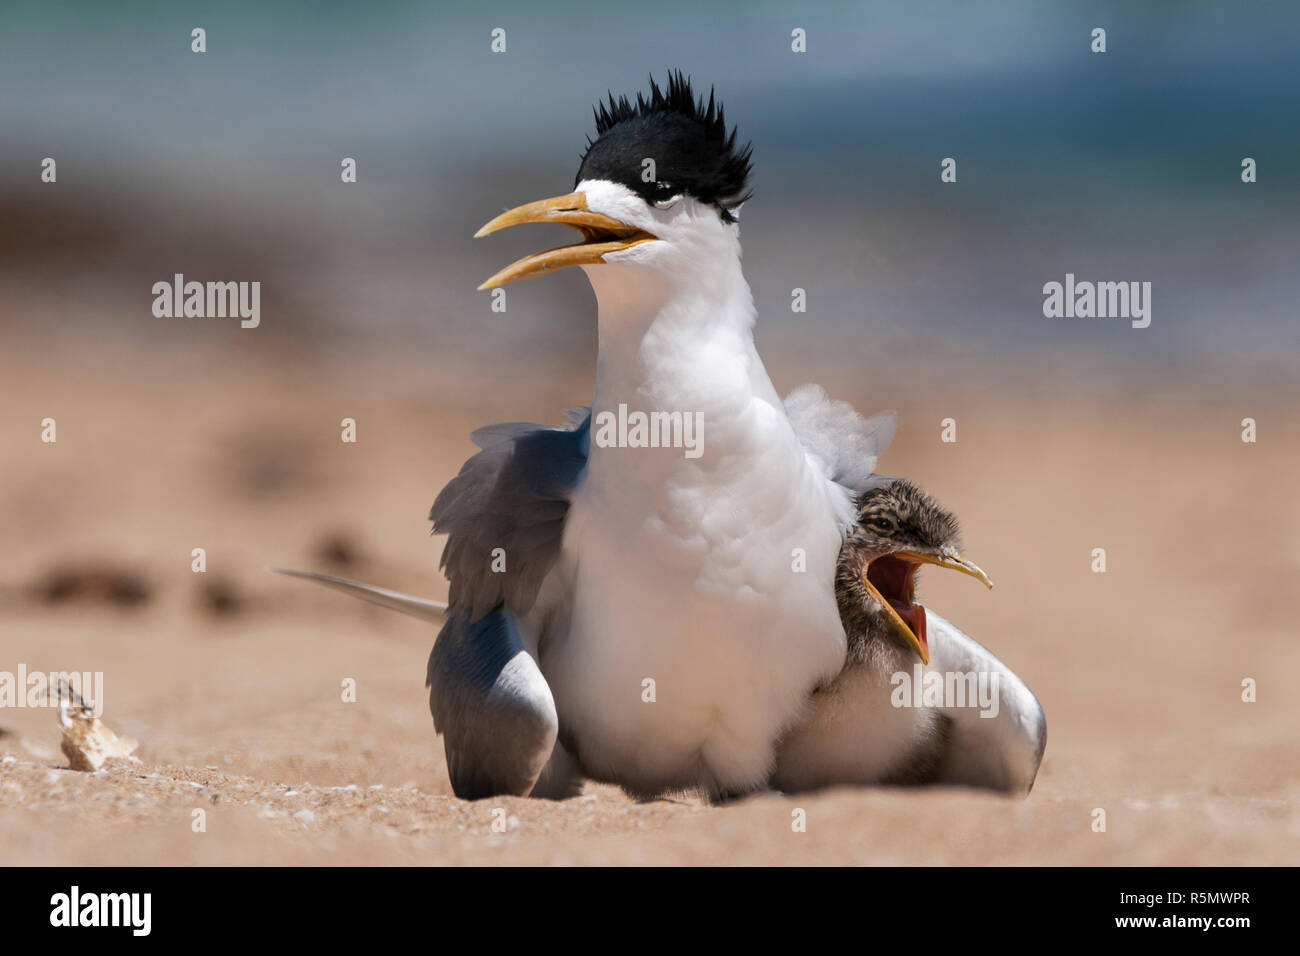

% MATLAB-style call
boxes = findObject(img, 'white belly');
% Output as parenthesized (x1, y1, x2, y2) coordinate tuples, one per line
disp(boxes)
(541, 408, 848, 798)
(772, 643, 942, 791)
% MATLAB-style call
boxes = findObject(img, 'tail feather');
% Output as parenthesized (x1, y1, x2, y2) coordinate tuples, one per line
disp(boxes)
(268, 567, 448, 622)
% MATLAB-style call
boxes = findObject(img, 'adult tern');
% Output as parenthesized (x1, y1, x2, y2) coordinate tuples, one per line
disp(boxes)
(278, 72, 1046, 801)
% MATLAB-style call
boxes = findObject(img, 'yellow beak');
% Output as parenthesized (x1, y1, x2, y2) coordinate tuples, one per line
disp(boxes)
(858, 549, 993, 665)
(898, 549, 994, 590)
(857, 569, 932, 665)
(474, 191, 657, 290)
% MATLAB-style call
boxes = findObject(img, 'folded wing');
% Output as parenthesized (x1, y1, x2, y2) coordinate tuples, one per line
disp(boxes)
(425, 412, 591, 797)
(430, 413, 590, 622)
(924, 608, 1047, 795)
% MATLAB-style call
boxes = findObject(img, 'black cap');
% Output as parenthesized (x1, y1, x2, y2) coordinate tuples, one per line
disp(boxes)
(575, 71, 753, 222)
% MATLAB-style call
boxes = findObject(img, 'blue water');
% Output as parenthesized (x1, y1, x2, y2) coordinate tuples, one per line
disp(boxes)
(2, 0, 1296, 372)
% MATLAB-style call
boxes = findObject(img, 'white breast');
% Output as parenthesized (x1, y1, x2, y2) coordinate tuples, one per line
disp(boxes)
(542, 332, 848, 798)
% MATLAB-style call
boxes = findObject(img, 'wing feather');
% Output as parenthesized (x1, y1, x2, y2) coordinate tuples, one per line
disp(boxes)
(784, 384, 897, 496)
(430, 413, 590, 621)
(923, 609, 1047, 795)
(427, 609, 558, 798)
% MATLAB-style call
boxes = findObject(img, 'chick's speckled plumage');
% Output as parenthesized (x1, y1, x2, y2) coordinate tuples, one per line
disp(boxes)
(835, 478, 960, 663)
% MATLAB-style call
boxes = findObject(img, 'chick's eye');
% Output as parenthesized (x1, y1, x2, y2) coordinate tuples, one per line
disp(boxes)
(868, 517, 896, 534)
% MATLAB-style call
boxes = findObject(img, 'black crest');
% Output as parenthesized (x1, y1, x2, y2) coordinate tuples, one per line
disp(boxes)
(575, 71, 753, 222)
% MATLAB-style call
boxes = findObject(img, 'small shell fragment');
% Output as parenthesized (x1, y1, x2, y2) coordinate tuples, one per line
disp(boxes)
(54, 679, 140, 773)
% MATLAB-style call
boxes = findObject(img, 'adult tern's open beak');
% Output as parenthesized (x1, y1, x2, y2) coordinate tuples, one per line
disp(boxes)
(474, 191, 657, 290)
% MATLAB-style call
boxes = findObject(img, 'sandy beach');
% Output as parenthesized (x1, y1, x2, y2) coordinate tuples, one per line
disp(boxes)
(2, 329, 1295, 866)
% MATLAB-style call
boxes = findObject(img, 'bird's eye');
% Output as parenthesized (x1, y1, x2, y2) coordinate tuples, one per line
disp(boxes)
(651, 182, 680, 208)
(868, 516, 896, 534)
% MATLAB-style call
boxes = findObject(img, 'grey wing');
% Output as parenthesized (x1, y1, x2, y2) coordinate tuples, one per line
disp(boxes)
(428, 609, 557, 799)
(784, 384, 897, 497)
(923, 608, 1047, 795)
(430, 413, 590, 622)
(425, 412, 589, 798)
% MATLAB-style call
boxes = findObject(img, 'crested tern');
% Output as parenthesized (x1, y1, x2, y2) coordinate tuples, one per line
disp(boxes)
(278, 72, 1046, 801)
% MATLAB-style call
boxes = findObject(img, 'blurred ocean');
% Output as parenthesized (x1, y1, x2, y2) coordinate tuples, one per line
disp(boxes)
(2, 0, 1296, 385)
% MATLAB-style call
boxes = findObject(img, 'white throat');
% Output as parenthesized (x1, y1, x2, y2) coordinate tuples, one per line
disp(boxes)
(580, 246, 778, 447)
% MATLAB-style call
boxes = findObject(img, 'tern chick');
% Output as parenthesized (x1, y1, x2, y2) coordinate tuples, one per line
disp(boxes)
(773, 479, 993, 791)
(836, 478, 991, 668)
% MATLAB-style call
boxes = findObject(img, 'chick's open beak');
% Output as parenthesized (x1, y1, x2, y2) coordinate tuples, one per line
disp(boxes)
(898, 548, 994, 591)
(858, 567, 931, 665)
(474, 191, 657, 290)
(859, 548, 993, 665)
